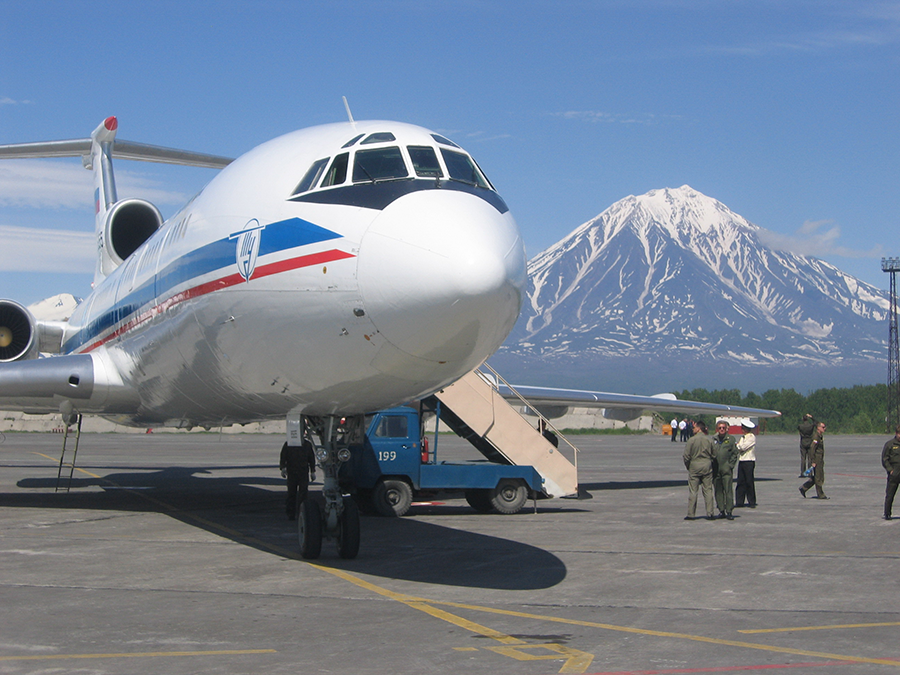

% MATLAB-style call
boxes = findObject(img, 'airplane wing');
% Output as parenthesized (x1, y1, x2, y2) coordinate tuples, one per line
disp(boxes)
(498, 383, 780, 420)
(0, 138, 233, 168)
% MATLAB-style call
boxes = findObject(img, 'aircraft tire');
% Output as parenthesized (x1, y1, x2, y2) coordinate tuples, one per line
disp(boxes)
(373, 478, 412, 517)
(337, 497, 361, 559)
(464, 488, 493, 513)
(299, 499, 322, 559)
(490, 479, 527, 515)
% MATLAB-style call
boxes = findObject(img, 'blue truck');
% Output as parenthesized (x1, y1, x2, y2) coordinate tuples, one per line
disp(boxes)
(339, 405, 544, 516)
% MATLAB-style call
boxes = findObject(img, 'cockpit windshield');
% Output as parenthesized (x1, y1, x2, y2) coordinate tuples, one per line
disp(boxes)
(441, 149, 492, 189)
(352, 147, 408, 183)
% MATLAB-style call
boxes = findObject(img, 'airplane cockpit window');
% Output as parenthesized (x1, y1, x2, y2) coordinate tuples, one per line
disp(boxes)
(407, 146, 443, 177)
(431, 133, 460, 148)
(441, 149, 492, 189)
(352, 147, 408, 182)
(320, 152, 349, 187)
(360, 132, 396, 145)
(341, 133, 365, 148)
(292, 157, 329, 195)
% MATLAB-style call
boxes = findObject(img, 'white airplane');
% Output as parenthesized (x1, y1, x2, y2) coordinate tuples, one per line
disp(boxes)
(0, 115, 779, 559)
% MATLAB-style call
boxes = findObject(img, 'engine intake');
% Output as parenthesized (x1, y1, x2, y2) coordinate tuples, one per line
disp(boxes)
(0, 300, 39, 362)
(105, 199, 163, 265)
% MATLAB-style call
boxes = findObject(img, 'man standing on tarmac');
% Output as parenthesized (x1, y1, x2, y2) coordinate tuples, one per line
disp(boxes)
(799, 421, 828, 500)
(882, 425, 900, 520)
(683, 420, 715, 520)
(280, 439, 317, 520)
(712, 420, 739, 520)
(798, 413, 816, 477)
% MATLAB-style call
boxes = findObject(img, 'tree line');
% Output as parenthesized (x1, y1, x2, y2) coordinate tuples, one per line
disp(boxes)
(676, 384, 890, 434)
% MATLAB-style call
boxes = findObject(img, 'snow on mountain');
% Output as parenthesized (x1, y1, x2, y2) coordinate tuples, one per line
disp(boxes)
(496, 186, 888, 389)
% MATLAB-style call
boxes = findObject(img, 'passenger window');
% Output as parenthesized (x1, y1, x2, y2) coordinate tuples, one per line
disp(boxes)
(321, 153, 349, 187)
(375, 415, 408, 438)
(353, 147, 408, 182)
(441, 149, 491, 189)
(292, 157, 329, 195)
(361, 132, 396, 145)
(408, 146, 443, 177)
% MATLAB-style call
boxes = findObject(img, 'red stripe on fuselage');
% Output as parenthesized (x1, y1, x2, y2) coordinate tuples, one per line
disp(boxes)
(78, 249, 355, 353)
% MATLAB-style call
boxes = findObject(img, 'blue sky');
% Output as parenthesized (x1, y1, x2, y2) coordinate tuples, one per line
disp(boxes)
(1, 0, 898, 306)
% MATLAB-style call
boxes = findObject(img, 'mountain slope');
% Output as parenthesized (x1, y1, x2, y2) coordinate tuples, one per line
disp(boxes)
(495, 186, 888, 390)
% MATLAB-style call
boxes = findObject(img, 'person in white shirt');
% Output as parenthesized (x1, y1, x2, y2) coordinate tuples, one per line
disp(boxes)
(670, 418, 678, 442)
(734, 418, 757, 508)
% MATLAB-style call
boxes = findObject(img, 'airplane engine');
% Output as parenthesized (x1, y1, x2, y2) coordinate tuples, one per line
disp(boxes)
(0, 300, 40, 362)
(602, 407, 643, 423)
(103, 199, 163, 266)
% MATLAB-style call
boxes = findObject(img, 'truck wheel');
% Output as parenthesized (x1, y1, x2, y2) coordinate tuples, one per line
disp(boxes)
(337, 497, 360, 559)
(490, 479, 527, 514)
(298, 499, 322, 559)
(373, 479, 412, 517)
(465, 489, 493, 513)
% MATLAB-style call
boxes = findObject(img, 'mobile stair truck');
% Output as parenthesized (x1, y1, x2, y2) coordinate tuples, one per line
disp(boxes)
(340, 400, 547, 516)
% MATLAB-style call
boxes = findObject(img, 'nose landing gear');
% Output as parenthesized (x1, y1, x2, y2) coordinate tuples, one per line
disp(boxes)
(293, 414, 362, 559)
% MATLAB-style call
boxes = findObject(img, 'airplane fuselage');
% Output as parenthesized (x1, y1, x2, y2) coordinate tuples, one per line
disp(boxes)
(55, 121, 525, 427)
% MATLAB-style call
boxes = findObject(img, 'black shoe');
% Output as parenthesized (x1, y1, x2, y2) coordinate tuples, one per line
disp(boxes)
(706, 515, 716, 521)
(717, 512, 726, 519)
(884, 515, 892, 520)
(748, 504, 757, 508)
(684, 516, 694, 521)
(726, 514, 735, 520)
(799, 487, 806, 498)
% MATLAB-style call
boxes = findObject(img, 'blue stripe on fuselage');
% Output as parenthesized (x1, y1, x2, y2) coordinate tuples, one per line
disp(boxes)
(63, 217, 342, 353)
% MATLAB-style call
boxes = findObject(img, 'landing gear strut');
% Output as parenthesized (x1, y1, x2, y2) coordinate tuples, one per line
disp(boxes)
(292, 414, 362, 559)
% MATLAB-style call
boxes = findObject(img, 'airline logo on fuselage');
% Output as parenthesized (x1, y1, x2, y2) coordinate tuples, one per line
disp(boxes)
(230, 219, 266, 282)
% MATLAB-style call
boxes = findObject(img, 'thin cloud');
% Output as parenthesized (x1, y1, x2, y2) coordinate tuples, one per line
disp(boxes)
(0, 97, 34, 106)
(0, 160, 193, 209)
(0, 225, 94, 273)
(554, 110, 681, 125)
(757, 219, 883, 259)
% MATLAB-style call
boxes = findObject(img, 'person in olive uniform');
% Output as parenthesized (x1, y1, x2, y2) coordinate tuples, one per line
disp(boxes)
(881, 425, 900, 520)
(683, 420, 715, 520)
(712, 420, 739, 520)
(280, 439, 317, 520)
(799, 421, 828, 499)
(797, 413, 816, 477)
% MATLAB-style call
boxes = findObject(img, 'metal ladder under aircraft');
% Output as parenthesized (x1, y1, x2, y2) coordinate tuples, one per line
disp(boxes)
(431, 365, 579, 499)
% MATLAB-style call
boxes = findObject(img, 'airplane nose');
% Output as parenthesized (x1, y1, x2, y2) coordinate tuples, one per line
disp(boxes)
(357, 190, 525, 374)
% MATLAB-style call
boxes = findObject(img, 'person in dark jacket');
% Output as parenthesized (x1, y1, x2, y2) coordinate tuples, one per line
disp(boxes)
(797, 413, 816, 477)
(712, 420, 739, 520)
(280, 439, 317, 520)
(799, 421, 828, 499)
(882, 425, 900, 520)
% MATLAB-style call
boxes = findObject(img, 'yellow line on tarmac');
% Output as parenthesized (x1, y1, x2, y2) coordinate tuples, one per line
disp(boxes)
(417, 599, 900, 668)
(740, 621, 900, 634)
(29, 452, 898, 670)
(0, 649, 276, 662)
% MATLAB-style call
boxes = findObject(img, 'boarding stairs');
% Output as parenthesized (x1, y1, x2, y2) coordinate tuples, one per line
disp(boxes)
(431, 365, 579, 498)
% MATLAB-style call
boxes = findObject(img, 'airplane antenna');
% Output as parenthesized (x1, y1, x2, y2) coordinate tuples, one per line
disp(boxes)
(342, 96, 356, 126)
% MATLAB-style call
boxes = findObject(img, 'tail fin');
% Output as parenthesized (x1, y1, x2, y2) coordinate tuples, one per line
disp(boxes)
(88, 117, 120, 281)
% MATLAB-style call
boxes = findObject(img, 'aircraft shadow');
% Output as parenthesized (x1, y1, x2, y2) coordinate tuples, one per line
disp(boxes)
(5, 465, 566, 591)
(581, 476, 782, 491)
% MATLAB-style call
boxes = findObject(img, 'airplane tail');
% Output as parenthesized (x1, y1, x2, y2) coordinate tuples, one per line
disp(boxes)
(0, 117, 234, 284)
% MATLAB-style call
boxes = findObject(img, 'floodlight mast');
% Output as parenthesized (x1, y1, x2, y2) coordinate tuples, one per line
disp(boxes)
(882, 257, 900, 431)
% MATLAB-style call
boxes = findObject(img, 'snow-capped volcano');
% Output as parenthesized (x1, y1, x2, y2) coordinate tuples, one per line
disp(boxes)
(494, 186, 888, 390)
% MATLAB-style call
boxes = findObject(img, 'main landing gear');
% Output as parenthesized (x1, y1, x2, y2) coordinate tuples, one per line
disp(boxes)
(294, 415, 362, 560)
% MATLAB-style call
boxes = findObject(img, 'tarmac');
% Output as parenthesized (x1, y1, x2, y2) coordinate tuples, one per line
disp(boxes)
(0, 430, 898, 674)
